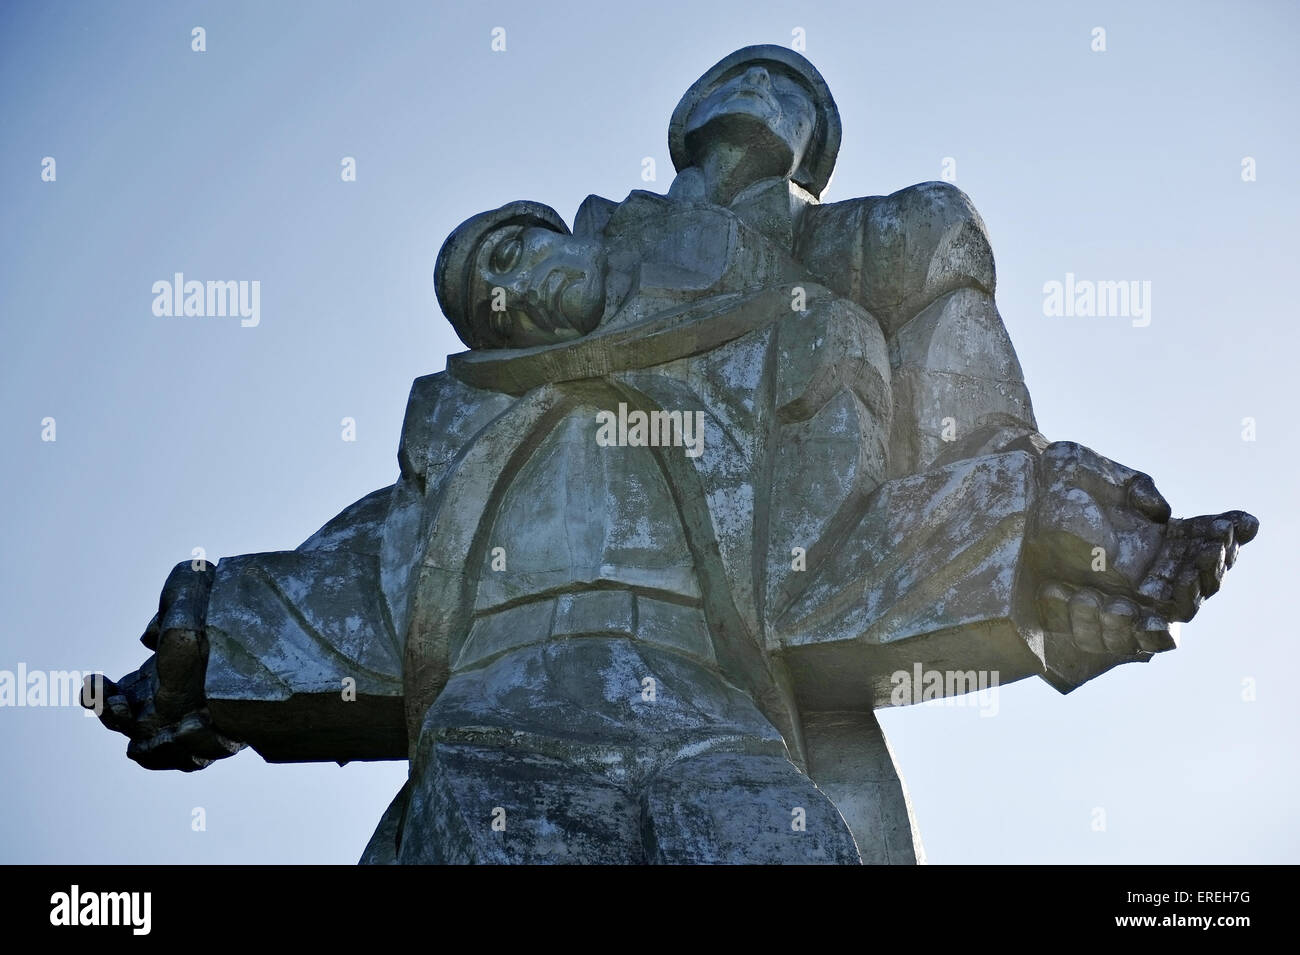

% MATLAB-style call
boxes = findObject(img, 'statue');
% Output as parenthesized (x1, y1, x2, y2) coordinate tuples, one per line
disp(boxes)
(88, 45, 1258, 864)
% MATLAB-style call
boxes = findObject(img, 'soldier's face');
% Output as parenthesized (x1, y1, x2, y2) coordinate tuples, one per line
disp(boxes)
(471, 226, 607, 348)
(684, 65, 817, 178)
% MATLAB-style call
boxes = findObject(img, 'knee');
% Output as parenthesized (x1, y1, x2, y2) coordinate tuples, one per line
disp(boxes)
(641, 750, 861, 864)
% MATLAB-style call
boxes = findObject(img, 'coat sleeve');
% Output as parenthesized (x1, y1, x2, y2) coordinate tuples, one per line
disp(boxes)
(202, 483, 411, 763)
(202, 371, 511, 764)
(783, 186, 1111, 702)
(796, 180, 1046, 479)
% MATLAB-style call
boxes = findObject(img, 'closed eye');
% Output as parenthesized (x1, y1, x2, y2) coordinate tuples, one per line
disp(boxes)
(489, 235, 523, 274)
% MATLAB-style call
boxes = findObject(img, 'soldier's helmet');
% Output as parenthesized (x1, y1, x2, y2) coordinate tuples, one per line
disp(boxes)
(434, 200, 569, 349)
(668, 44, 842, 199)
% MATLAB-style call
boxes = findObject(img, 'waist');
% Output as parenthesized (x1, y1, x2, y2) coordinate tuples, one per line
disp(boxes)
(453, 590, 714, 672)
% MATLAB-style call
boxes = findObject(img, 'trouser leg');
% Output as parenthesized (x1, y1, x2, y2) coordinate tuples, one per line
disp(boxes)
(642, 749, 861, 864)
(399, 637, 860, 864)
(399, 736, 644, 864)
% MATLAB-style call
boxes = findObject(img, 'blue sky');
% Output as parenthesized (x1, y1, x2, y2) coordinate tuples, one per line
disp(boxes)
(1, 0, 1296, 863)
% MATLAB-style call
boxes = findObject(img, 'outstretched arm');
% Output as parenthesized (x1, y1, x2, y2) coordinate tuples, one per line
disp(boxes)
(771, 445, 1257, 704)
(786, 182, 1258, 700)
(88, 370, 515, 769)
(91, 483, 410, 769)
(799, 180, 1040, 476)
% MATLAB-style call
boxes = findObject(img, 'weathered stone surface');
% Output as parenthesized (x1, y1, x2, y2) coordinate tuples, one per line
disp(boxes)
(802, 711, 922, 865)
(91, 44, 1258, 865)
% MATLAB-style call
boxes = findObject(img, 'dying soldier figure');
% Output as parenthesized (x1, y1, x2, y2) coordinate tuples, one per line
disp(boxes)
(89, 46, 1258, 864)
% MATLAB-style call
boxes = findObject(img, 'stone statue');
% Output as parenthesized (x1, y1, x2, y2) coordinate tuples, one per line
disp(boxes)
(89, 45, 1258, 864)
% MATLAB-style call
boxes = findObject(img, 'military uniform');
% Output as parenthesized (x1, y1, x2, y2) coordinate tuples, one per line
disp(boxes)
(202, 176, 1057, 863)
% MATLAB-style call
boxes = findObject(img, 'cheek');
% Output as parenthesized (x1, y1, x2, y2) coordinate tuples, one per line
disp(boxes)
(792, 106, 815, 140)
(580, 272, 605, 309)
(486, 309, 515, 343)
(522, 230, 564, 265)
(688, 94, 724, 130)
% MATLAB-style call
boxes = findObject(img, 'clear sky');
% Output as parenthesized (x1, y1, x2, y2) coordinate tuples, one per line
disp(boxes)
(1, 0, 1295, 863)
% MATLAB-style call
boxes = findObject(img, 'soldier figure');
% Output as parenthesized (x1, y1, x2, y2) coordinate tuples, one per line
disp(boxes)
(90, 46, 1256, 864)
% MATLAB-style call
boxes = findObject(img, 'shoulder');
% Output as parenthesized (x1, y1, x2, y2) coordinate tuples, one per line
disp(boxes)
(398, 372, 514, 489)
(796, 181, 995, 335)
(878, 181, 994, 287)
(297, 485, 395, 555)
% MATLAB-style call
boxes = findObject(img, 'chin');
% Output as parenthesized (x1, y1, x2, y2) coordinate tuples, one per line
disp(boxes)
(687, 109, 795, 165)
(691, 101, 777, 137)
(560, 285, 606, 333)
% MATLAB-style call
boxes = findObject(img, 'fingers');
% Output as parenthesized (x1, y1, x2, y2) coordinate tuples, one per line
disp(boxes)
(84, 654, 238, 770)
(174, 712, 244, 761)
(1039, 582, 1072, 634)
(1038, 581, 1170, 657)
(126, 709, 243, 771)
(1041, 442, 1135, 510)
(128, 729, 211, 772)
(102, 560, 230, 772)
(1100, 596, 1138, 653)
(1042, 442, 1176, 533)
(82, 664, 154, 736)
(1228, 510, 1259, 545)
(153, 627, 206, 722)
(159, 561, 216, 635)
(1137, 509, 1257, 622)
(1196, 544, 1226, 599)
(1136, 544, 1181, 609)
(149, 561, 215, 720)
(1214, 514, 1247, 570)
(1172, 563, 1204, 622)
(81, 675, 135, 734)
(1127, 474, 1171, 524)
(1068, 588, 1104, 653)
(1136, 614, 1177, 652)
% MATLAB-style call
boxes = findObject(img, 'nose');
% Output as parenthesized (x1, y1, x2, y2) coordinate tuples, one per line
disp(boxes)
(501, 271, 531, 297)
(740, 66, 771, 89)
